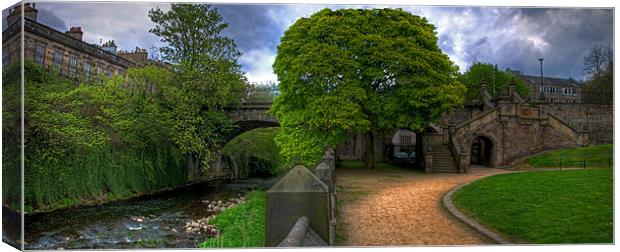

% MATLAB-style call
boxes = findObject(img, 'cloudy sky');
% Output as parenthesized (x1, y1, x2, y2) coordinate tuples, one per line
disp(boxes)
(2, 1, 614, 83)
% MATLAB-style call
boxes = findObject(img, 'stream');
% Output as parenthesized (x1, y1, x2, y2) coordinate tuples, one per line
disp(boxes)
(14, 177, 278, 249)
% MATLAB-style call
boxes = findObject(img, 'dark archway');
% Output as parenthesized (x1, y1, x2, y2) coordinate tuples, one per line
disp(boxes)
(223, 120, 280, 145)
(470, 136, 493, 167)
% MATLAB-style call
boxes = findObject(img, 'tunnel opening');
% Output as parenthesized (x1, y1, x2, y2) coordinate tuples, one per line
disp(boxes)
(470, 136, 493, 167)
(220, 125, 282, 180)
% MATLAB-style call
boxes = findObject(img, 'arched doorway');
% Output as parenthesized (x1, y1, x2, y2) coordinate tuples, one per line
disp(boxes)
(386, 129, 416, 166)
(470, 136, 493, 167)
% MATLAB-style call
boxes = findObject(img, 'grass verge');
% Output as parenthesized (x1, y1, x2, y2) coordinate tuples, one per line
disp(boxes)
(523, 144, 612, 168)
(452, 169, 613, 244)
(199, 190, 266, 248)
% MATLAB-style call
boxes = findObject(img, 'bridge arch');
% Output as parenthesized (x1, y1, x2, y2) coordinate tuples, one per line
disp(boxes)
(223, 102, 279, 145)
(224, 120, 280, 144)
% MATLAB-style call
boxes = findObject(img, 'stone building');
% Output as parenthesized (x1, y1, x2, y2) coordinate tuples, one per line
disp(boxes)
(2, 3, 148, 82)
(515, 72, 582, 104)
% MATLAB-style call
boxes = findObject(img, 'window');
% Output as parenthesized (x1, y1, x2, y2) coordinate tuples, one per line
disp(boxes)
(53, 49, 63, 73)
(34, 44, 45, 66)
(83, 61, 91, 80)
(400, 135, 412, 145)
(68, 55, 77, 77)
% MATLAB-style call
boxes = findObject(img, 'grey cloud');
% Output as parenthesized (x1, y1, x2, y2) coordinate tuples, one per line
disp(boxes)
(38, 8, 66, 31)
(15, 3, 613, 83)
(215, 4, 284, 53)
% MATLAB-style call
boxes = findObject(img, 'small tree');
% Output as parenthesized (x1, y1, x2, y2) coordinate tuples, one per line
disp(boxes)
(459, 62, 530, 101)
(149, 4, 246, 169)
(583, 44, 613, 79)
(271, 8, 465, 169)
(582, 61, 613, 104)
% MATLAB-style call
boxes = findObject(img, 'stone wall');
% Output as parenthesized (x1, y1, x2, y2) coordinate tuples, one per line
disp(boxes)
(335, 131, 386, 161)
(546, 104, 613, 144)
(450, 101, 588, 168)
(439, 103, 613, 145)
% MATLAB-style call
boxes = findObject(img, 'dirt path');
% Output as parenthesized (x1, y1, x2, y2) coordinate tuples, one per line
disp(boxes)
(335, 165, 511, 246)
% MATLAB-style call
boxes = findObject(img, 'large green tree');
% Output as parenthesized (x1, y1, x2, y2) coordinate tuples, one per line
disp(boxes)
(459, 62, 530, 102)
(271, 8, 465, 169)
(149, 4, 246, 169)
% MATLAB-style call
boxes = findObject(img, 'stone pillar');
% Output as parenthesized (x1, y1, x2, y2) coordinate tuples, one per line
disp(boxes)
(448, 123, 456, 138)
(425, 145, 433, 173)
(480, 79, 489, 98)
(459, 153, 469, 173)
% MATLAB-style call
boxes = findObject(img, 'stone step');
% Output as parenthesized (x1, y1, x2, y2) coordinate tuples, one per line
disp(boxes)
(432, 169, 459, 173)
(434, 162, 456, 166)
(433, 165, 457, 168)
(429, 152, 452, 155)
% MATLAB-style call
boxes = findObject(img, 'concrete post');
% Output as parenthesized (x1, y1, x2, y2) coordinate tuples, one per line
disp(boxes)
(266, 166, 330, 247)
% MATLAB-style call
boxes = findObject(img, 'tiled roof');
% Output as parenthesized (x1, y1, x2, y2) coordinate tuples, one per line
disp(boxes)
(518, 74, 580, 87)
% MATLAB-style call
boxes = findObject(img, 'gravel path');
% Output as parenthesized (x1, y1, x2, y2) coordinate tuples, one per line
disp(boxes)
(336, 166, 511, 246)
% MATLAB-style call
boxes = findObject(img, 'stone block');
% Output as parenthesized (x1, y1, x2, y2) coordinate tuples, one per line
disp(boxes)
(266, 165, 329, 247)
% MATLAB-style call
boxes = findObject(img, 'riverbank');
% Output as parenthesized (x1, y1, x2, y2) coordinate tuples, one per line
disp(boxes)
(11, 177, 277, 249)
(199, 190, 267, 248)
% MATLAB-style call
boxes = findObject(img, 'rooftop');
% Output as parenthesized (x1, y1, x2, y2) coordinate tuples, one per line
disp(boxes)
(517, 74, 580, 88)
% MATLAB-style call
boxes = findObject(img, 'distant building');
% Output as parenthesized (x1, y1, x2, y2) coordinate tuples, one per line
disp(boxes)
(508, 69, 582, 104)
(390, 129, 416, 156)
(2, 3, 149, 82)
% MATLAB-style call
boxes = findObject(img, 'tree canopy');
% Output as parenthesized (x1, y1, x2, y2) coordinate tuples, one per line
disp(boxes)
(271, 8, 465, 168)
(458, 62, 530, 102)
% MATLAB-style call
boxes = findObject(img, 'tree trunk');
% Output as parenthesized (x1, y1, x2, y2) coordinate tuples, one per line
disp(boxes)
(415, 132, 424, 169)
(363, 131, 376, 169)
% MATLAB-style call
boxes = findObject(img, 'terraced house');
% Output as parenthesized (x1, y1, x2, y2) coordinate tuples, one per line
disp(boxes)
(2, 3, 148, 82)
(512, 70, 582, 104)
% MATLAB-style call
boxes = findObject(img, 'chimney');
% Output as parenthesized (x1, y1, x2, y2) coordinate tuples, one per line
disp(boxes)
(7, 3, 38, 24)
(102, 40, 118, 54)
(66, 27, 84, 41)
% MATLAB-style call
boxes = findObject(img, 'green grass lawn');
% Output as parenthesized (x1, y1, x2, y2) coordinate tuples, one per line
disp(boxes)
(199, 190, 266, 248)
(452, 169, 613, 244)
(524, 144, 613, 168)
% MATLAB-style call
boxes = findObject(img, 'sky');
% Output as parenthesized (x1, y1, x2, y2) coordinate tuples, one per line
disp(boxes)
(1, 1, 614, 84)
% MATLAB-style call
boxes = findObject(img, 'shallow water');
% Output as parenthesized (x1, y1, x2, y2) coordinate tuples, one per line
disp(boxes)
(19, 178, 276, 250)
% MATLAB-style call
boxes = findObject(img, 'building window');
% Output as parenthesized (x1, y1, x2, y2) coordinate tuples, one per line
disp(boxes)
(400, 135, 412, 145)
(68, 55, 77, 77)
(83, 61, 91, 80)
(34, 44, 45, 66)
(53, 49, 63, 73)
